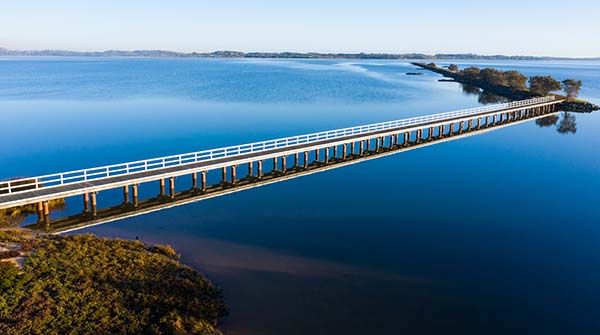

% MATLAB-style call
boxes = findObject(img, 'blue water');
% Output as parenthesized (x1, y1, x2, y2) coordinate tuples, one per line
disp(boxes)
(1, 58, 599, 335)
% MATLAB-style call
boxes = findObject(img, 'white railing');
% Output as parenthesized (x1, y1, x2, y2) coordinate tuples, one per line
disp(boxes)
(0, 96, 555, 196)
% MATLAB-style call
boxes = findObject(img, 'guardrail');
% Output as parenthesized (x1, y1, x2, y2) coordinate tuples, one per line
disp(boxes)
(0, 96, 556, 196)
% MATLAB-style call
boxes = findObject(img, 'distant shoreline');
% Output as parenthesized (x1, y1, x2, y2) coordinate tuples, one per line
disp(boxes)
(1, 47, 598, 61)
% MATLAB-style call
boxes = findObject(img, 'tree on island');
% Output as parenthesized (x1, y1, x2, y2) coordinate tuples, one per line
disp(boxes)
(504, 71, 528, 90)
(528, 76, 561, 95)
(448, 64, 459, 72)
(460, 67, 481, 80)
(562, 79, 583, 100)
(479, 68, 507, 86)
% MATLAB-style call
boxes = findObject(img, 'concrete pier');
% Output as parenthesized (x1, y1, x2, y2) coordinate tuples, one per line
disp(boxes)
(416, 129, 422, 142)
(159, 179, 165, 197)
(325, 148, 329, 164)
(315, 149, 320, 162)
(439, 125, 444, 137)
(294, 153, 299, 168)
(43, 201, 50, 226)
(258, 160, 263, 179)
(333, 145, 338, 158)
(351, 142, 355, 155)
(201, 171, 207, 191)
(273, 157, 278, 172)
(169, 177, 175, 198)
(248, 162, 253, 177)
(231, 166, 237, 185)
(343, 144, 347, 159)
(221, 167, 227, 184)
(82, 193, 89, 213)
(375, 138, 380, 151)
(477, 118, 481, 129)
(449, 123, 455, 134)
(428, 127, 433, 140)
(192, 172, 198, 189)
(404, 132, 409, 144)
(91, 193, 97, 218)
(282, 156, 287, 172)
(37, 201, 43, 223)
(304, 152, 308, 168)
(459, 121, 464, 133)
(132, 184, 139, 207)
(359, 141, 364, 155)
(123, 185, 129, 204)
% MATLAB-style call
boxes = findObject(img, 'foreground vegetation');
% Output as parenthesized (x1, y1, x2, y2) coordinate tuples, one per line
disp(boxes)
(0, 232, 227, 335)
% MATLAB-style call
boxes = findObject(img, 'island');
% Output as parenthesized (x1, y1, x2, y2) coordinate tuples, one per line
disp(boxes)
(411, 62, 600, 112)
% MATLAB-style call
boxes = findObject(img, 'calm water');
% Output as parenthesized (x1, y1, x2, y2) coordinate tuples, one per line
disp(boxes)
(1, 58, 599, 334)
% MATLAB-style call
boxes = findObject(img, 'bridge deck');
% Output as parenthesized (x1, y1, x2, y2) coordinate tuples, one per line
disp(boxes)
(0, 98, 561, 209)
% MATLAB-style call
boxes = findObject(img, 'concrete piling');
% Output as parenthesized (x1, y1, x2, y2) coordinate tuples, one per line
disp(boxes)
(132, 184, 139, 207)
(201, 171, 207, 191)
(282, 156, 287, 172)
(159, 179, 165, 197)
(169, 177, 175, 198)
(91, 193, 97, 218)
(43, 201, 50, 226)
(192, 172, 198, 189)
(304, 152, 309, 169)
(258, 160, 263, 178)
(123, 185, 129, 204)
(83, 193, 89, 213)
(231, 166, 237, 185)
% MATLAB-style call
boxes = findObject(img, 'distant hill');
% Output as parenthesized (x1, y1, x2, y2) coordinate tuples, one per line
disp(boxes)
(0, 47, 598, 60)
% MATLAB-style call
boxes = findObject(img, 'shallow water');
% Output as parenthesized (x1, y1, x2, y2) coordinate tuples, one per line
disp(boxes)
(1, 58, 599, 334)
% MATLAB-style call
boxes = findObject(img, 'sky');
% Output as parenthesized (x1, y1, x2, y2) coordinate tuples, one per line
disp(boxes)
(1, 0, 599, 57)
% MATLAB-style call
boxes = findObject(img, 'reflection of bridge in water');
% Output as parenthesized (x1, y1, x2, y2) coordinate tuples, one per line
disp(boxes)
(0, 97, 562, 233)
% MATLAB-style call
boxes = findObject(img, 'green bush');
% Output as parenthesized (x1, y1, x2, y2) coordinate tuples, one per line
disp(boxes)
(0, 234, 227, 335)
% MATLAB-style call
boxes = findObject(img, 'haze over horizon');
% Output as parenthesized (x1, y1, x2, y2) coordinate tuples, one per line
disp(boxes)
(1, 0, 599, 58)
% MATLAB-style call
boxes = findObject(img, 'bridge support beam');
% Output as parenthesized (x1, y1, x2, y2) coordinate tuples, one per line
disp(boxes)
(169, 177, 175, 198)
(258, 160, 263, 179)
(493, 115, 497, 124)
(343, 144, 347, 159)
(248, 162, 253, 177)
(375, 138, 380, 151)
(325, 148, 329, 164)
(416, 129, 422, 142)
(366, 139, 370, 151)
(439, 125, 444, 137)
(159, 179, 165, 197)
(468, 120, 473, 130)
(304, 152, 308, 169)
(351, 142, 355, 155)
(231, 166, 237, 185)
(294, 153, 299, 168)
(82, 193, 89, 214)
(282, 156, 287, 172)
(192, 172, 198, 189)
(389, 135, 394, 148)
(359, 141, 364, 155)
(273, 157, 278, 172)
(201, 171, 207, 191)
(37, 201, 43, 224)
(428, 127, 433, 140)
(477, 118, 481, 129)
(132, 184, 139, 208)
(123, 185, 129, 204)
(404, 132, 409, 144)
(221, 167, 227, 184)
(449, 123, 455, 135)
(333, 145, 338, 158)
(394, 134, 399, 146)
(91, 193, 97, 218)
(459, 121, 464, 133)
(315, 149, 320, 162)
(43, 201, 50, 226)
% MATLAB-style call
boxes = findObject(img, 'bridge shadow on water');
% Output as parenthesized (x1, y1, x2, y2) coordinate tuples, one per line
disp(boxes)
(23, 109, 561, 233)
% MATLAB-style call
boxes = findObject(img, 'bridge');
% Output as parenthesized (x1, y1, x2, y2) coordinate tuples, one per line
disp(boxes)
(0, 96, 562, 232)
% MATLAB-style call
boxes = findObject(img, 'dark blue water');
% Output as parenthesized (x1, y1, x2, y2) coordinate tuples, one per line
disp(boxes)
(1, 58, 599, 335)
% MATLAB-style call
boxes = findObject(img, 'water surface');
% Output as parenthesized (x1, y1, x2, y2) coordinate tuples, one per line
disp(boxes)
(1, 58, 599, 334)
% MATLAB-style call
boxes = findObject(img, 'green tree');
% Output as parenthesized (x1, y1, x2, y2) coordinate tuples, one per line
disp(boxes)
(562, 79, 583, 100)
(460, 67, 481, 80)
(504, 70, 528, 90)
(448, 64, 459, 72)
(480, 68, 507, 86)
(529, 76, 561, 95)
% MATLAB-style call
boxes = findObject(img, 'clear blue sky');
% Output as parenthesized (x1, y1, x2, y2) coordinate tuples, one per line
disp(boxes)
(1, 0, 599, 57)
